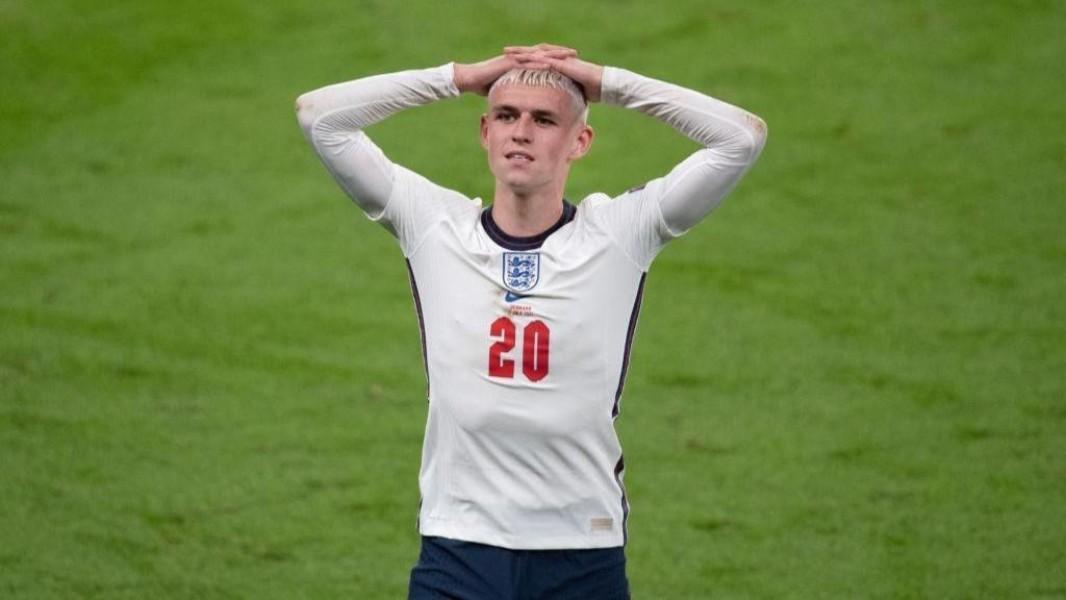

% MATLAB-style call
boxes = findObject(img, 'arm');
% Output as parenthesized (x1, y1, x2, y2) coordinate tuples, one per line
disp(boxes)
(601, 67, 767, 235)
(295, 48, 572, 218)
(294, 64, 459, 218)
(540, 54, 767, 236)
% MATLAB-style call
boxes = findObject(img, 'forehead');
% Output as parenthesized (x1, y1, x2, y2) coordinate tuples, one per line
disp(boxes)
(487, 84, 577, 118)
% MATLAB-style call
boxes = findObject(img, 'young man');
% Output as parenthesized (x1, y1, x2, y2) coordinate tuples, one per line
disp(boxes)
(296, 44, 766, 599)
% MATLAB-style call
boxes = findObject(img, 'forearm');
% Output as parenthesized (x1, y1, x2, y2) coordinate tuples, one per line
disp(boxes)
(295, 64, 459, 215)
(602, 67, 767, 234)
(601, 67, 766, 160)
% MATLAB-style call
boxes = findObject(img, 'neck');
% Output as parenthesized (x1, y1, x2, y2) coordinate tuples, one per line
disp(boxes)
(490, 180, 567, 237)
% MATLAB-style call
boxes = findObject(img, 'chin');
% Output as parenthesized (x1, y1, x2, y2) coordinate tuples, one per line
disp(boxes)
(496, 172, 535, 192)
(503, 182, 535, 195)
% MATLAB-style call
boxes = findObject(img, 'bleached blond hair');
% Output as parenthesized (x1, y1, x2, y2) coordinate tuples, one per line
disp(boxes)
(488, 68, 589, 124)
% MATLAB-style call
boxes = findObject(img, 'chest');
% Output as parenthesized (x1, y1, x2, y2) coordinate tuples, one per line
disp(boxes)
(408, 220, 644, 381)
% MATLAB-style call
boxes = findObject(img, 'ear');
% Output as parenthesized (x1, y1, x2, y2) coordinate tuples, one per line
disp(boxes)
(568, 124, 594, 161)
(479, 114, 489, 150)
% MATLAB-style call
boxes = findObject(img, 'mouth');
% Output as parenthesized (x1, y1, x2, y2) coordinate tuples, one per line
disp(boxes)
(505, 151, 534, 163)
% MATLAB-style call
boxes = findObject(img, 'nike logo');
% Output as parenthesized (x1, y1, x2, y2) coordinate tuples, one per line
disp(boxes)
(505, 291, 528, 303)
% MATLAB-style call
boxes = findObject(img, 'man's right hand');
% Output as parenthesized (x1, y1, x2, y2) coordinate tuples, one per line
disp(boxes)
(454, 44, 577, 96)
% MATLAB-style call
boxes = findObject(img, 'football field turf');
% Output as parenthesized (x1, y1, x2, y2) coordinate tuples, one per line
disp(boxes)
(2, 1, 1064, 597)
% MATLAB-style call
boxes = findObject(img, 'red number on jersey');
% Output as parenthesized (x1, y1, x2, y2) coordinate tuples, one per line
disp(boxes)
(488, 317, 551, 382)
(488, 316, 516, 378)
(522, 320, 550, 382)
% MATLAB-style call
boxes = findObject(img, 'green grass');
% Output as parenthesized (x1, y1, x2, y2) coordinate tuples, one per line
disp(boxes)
(3, 0, 1064, 597)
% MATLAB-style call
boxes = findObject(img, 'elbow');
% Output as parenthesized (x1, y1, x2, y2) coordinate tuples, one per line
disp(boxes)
(743, 113, 768, 158)
(294, 92, 317, 134)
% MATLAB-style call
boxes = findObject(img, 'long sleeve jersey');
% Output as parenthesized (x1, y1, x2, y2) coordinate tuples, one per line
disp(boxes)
(296, 63, 765, 549)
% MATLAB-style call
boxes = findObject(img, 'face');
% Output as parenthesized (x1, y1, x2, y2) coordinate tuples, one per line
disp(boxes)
(480, 84, 593, 195)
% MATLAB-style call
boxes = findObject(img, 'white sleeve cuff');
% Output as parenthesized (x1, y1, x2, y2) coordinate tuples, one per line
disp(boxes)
(599, 66, 630, 107)
(436, 62, 461, 98)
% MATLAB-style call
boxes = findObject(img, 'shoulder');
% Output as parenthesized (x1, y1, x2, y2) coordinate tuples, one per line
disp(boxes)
(392, 164, 480, 210)
(578, 191, 614, 211)
(574, 187, 671, 269)
(578, 185, 656, 219)
(374, 163, 483, 255)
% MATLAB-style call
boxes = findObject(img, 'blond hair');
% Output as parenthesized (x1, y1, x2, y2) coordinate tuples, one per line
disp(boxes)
(488, 69, 589, 123)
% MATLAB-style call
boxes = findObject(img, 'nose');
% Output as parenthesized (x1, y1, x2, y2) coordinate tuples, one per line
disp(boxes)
(511, 114, 533, 144)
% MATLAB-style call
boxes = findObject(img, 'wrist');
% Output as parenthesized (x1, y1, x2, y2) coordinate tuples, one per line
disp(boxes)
(452, 62, 469, 93)
(586, 65, 605, 103)
(439, 62, 461, 97)
(599, 66, 631, 106)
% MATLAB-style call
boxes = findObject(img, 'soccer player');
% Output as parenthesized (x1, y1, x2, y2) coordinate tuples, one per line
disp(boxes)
(296, 43, 766, 599)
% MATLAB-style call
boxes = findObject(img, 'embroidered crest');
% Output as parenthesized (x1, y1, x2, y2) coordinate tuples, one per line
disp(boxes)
(502, 252, 540, 292)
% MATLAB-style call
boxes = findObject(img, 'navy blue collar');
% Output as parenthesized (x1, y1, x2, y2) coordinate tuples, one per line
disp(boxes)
(481, 201, 576, 251)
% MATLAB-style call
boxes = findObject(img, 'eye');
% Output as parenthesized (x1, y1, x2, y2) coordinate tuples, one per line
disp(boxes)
(535, 116, 555, 126)
(495, 113, 516, 122)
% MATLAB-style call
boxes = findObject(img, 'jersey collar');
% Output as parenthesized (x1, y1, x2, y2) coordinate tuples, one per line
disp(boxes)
(481, 201, 576, 251)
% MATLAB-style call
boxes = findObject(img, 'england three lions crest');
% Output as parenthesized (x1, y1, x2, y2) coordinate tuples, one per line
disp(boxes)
(503, 252, 540, 292)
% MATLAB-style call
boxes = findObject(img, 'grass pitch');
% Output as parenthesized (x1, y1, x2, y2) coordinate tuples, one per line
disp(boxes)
(2, 1, 1064, 597)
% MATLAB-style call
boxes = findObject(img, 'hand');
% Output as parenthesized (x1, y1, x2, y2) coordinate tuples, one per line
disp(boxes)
(454, 45, 576, 96)
(503, 43, 579, 60)
(536, 54, 605, 103)
(506, 44, 603, 102)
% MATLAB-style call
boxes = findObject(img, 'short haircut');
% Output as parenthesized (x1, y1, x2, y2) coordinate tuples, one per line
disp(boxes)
(488, 69, 589, 124)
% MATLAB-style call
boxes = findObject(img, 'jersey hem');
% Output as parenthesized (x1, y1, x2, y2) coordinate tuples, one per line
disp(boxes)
(419, 521, 625, 550)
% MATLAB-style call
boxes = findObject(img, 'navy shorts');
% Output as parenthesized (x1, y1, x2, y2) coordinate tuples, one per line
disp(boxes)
(408, 536, 630, 600)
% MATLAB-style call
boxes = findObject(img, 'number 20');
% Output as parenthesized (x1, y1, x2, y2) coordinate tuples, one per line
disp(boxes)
(488, 317, 550, 382)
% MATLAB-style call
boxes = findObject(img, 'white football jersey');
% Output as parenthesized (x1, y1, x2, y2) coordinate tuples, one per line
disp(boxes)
(296, 62, 766, 551)
(377, 166, 671, 550)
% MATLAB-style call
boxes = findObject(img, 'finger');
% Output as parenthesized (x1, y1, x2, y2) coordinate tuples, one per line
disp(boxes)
(514, 51, 572, 64)
(543, 57, 586, 81)
(513, 49, 577, 59)
(534, 43, 577, 54)
(510, 50, 576, 66)
(512, 58, 551, 70)
(539, 49, 577, 59)
(505, 45, 577, 57)
(542, 56, 575, 71)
